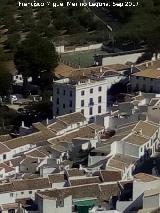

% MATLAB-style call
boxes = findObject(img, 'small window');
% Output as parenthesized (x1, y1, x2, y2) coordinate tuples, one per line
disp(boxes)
(57, 88, 59, 94)
(141, 147, 143, 152)
(81, 90, 85, 96)
(90, 88, 93, 94)
(29, 191, 32, 194)
(89, 107, 93, 115)
(98, 96, 102, 103)
(136, 76, 139, 80)
(89, 98, 93, 104)
(10, 193, 13, 197)
(59, 200, 64, 207)
(21, 192, 24, 195)
(81, 100, 84, 107)
(143, 77, 146, 80)
(70, 91, 72, 97)
(69, 100, 72, 107)
(57, 98, 59, 104)
(56, 108, 59, 115)
(63, 104, 65, 109)
(98, 106, 101, 113)
(98, 86, 102, 92)
(81, 109, 84, 114)
(63, 90, 66, 95)
(3, 154, 6, 160)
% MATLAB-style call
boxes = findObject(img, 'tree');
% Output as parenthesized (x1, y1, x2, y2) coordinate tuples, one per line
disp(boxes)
(14, 33, 58, 92)
(0, 63, 12, 96)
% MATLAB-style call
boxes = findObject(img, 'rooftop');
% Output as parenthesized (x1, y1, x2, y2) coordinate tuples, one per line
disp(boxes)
(132, 120, 159, 138)
(134, 173, 160, 182)
(132, 69, 160, 79)
(124, 133, 149, 146)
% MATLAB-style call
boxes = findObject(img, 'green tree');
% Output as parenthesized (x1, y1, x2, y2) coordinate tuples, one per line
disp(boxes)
(14, 33, 58, 92)
(0, 62, 12, 96)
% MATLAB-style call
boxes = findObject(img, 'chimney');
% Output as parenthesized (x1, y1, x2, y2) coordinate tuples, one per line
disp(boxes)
(100, 67, 103, 73)
(21, 121, 25, 128)
(145, 62, 149, 68)
(46, 118, 49, 125)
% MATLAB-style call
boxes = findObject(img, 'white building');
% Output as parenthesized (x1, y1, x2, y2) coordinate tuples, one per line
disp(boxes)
(53, 74, 123, 121)
(131, 65, 160, 93)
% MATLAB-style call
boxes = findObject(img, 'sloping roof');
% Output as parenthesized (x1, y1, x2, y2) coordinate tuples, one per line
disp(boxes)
(100, 170, 121, 182)
(4, 130, 55, 149)
(0, 183, 14, 193)
(134, 173, 160, 182)
(12, 178, 51, 191)
(99, 183, 119, 201)
(58, 112, 86, 125)
(124, 133, 149, 146)
(144, 187, 160, 197)
(132, 69, 160, 79)
(0, 134, 12, 142)
(0, 163, 15, 173)
(48, 120, 67, 132)
(0, 142, 11, 154)
(70, 177, 101, 186)
(108, 154, 137, 171)
(48, 174, 65, 183)
(132, 121, 159, 138)
(67, 168, 86, 177)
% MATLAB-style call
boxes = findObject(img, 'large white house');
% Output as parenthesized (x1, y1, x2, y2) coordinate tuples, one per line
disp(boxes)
(53, 72, 124, 121)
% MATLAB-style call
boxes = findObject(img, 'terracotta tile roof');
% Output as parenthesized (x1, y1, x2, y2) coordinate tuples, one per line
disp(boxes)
(20, 156, 40, 165)
(58, 112, 86, 125)
(144, 187, 160, 197)
(108, 154, 137, 171)
(67, 168, 86, 177)
(0, 163, 15, 173)
(4, 130, 55, 149)
(134, 173, 160, 182)
(99, 183, 119, 201)
(55, 63, 76, 78)
(32, 122, 48, 132)
(48, 174, 65, 183)
(12, 177, 51, 191)
(0, 183, 14, 193)
(105, 64, 129, 71)
(132, 120, 159, 138)
(132, 69, 160, 79)
(26, 149, 47, 158)
(1, 203, 18, 210)
(70, 177, 101, 186)
(124, 133, 149, 146)
(0, 142, 11, 154)
(88, 123, 104, 132)
(100, 170, 121, 182)
(0, 134, 12, 142)
(48, 120, 67, 132)
(38, 183, 100, 200)
(5, 156, 25, 167)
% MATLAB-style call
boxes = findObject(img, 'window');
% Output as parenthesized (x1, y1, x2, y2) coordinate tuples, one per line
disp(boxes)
(56, 108, 59, 115)
(98, 106, 101, 113)
(3, 154, 6, 160)
(81, 90, 85, 96)
(136, 84, 139, 90)
(81, 100, 84, 107)
(89, 98, 93, 105)
(70, 91, 72, 97)
(69, 100, 72, 107)
(57, 98, 59, 104)
(56, 199, 64, 208)
(10, 193, 13, 197)
(98, 96, 102, 103)
(69, 110, 72, 113)
(29, 191, 32, 194)
(98, 86, 102, 92)
(90, 88, 93, 93)
(57, 88, 59, 94)
(63, 90, 66, 95)
(81, 109, 84, 114)
(141, 147, 143, 152)
(89, 107, 93, 115)
(143, 77, 146, 80)
(136, 76, 139, 80)
(21, 192, 24, 195)
(150, 86, 153, 92)
(8, 210, 15, 213)
(63, 104, 65, 109)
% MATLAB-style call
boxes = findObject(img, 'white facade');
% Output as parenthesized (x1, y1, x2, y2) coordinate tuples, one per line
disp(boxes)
(36, 194, 72, 213)
(131, 75, 160, 93)
(53, 76, 123, 121)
